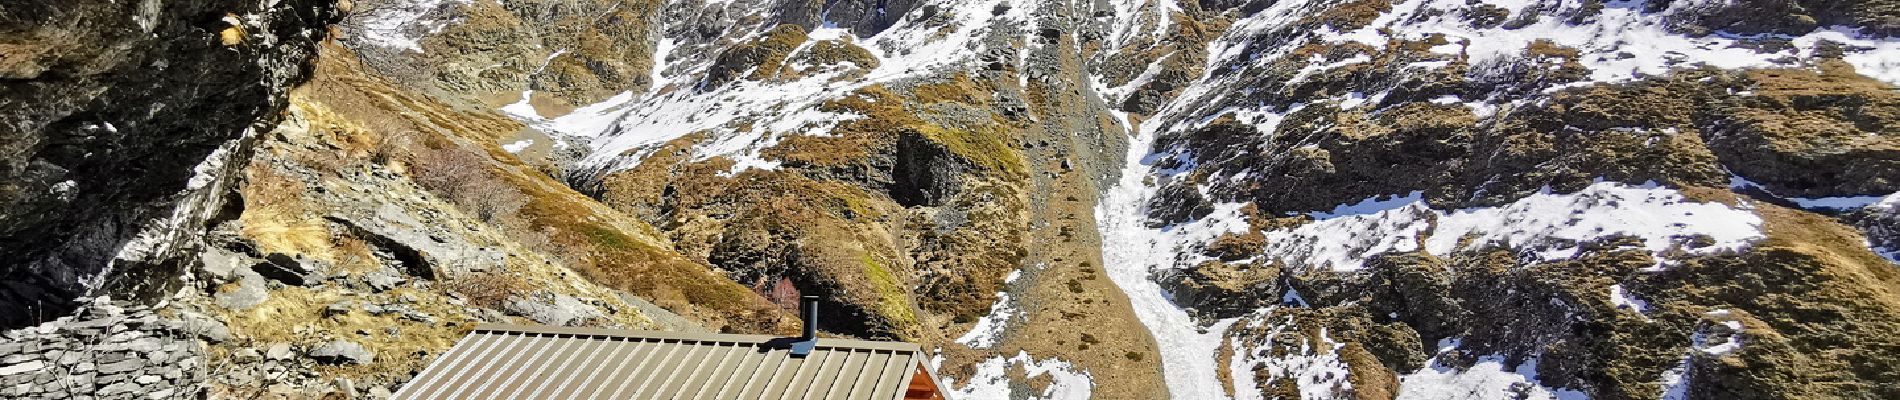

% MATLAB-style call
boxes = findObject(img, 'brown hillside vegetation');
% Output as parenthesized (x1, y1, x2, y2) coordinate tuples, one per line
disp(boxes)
(197, 40, 802, 395)
(305, 42, 793, 333)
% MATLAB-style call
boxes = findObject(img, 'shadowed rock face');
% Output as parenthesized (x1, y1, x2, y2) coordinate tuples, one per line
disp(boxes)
(0, 0, 339, 328)
(889, 131, 968, 207)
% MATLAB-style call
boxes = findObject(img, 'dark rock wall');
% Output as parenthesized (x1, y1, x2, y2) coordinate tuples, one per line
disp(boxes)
(0, 0, 339, 329)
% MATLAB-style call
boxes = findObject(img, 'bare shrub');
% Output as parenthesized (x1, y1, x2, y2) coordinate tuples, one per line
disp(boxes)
(368, 120, 556, 263)
(441, 272, 529, 310)
(410, 145, 483, 198)
(753, 276, 802, 313)
(370, 129, 420, 166)
(411, 145, 529, 225)
(397, 139, 576, 266)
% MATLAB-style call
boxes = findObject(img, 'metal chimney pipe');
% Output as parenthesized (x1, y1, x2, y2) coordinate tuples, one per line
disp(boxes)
(801, 295, 819, 340)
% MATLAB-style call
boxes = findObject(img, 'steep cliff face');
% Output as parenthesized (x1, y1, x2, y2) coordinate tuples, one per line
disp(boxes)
(0, 0, 340, 328)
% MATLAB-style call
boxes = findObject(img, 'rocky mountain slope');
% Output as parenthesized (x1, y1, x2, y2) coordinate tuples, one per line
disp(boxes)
(0, 0, 339, 329)
(1105, 0, 1900, 398)
(2, 0, 1898, 398)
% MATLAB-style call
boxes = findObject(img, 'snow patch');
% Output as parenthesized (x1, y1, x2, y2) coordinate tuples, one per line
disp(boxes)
(498, 95, 542, 121)
(1285, 54, 1371, 86)
(957, 268, 1026, 348)
(548, 75, 859, 174)
(497, 49, 569, 121)
(1788, 194, 1889, 211)
(1695, 309, 1745, 356)
(648, 37, 676, 94)
(1099, 110, 1249, 399)
(354, 0, 468, 53)
(1396, 340, 1588, 400)
(1254, 181, 1765, 271)
(1321, 0, 1900, 86)
(1658, 358, 1692, 400)
(955, 290, 1017, 349)
(1732, 173, 1896, 212)
(1608, 284, 1650, 315)
(1310, 191, 1424, 219)
(946, 352, 1094, 400)
(1426, 181, 1764, 263)
(501, 140, 533, 153)
(1230, 320, 1353, 400)
(858, 0, 1035, 82)
(807, 27, 852, 41)
(547, 0, 1051, 173)
(1261, 203, 1432, 271)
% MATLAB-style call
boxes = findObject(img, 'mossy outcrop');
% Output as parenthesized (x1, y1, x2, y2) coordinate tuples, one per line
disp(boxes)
(704, 24, 810, 88)
(590, 80, 1037, 341)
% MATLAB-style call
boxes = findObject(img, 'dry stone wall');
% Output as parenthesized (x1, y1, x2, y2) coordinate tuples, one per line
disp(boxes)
(0, 298, 226, 400)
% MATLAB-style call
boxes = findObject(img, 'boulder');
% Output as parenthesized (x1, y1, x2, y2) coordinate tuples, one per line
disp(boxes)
(253, 253, 321, 286)
(215, 272, 270, 310)
(505, 293, 606, 327)
(264, 343, 295, 361)
(308, 340, 374, 365)
(171, 312, 229, 343)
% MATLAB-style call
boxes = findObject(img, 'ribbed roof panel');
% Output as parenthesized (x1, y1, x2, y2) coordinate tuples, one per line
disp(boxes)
(394, 324, 936, 400)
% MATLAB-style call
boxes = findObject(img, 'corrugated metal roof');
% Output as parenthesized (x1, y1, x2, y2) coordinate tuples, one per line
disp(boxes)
(393, 324, 948, 400)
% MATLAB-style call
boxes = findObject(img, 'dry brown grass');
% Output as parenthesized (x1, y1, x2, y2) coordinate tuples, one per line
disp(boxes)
(1339, 341, 1397, 400)
(1301, 0, 1394, 31)
(494, 151, 795, 333)
(1205, 231, 1268, 261)
(302, 41, 793, 333)
(304, 42, 523, 144)
(794, 39, 880, 78)
(1755, 205, 1900, 286)
(1524, 39, 1582, 60)
(1652, 204, 1900, 396)
(238, 165, 335, 261)
(763, 131, 882, 168)
(211, 285, 476, 385)
(910, 73, 993, 105)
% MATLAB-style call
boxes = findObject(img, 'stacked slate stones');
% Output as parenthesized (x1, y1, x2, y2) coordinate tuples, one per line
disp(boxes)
(0, 297, 225, 399)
